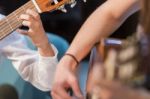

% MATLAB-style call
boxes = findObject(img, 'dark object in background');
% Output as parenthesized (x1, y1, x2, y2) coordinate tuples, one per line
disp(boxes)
(0, 0, 27, 15)
(0, 84, 18, 99)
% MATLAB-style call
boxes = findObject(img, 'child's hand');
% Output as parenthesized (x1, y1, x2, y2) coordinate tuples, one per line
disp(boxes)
(18, 9, 54, 56)
(18, 9, 48, 49)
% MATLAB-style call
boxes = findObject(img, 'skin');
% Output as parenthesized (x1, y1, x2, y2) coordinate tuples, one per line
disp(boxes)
(51, 0, 140, 99)
(18, 9, 55, 57)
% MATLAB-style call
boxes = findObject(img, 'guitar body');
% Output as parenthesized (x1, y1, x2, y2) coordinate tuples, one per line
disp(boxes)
(86, 38, 123, 93)
(86, 42, 104, 92)
(86, 36, 148, 99)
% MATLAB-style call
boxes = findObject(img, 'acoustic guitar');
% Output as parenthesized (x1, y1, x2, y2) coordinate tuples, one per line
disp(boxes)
(0, 0, 77, 40)
(86, 38, 123, 93)
(86, 37, 145, 99)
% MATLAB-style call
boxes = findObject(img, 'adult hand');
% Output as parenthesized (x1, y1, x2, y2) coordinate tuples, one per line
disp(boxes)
(51, 55, 83, 99)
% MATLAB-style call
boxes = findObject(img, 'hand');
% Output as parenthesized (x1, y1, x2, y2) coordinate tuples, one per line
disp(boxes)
(51, 55, 83, 99)
(18, 9, 48, 49)
(18, 9, 54, 56)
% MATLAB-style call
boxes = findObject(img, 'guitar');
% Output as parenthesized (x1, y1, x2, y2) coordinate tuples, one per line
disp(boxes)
(86, 37, 143, 99)
(86, 38, 123, 93)
(0, 0, 78, 40)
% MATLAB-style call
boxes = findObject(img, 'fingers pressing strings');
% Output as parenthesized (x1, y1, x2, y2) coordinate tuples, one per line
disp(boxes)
(18, 9, 40, 33)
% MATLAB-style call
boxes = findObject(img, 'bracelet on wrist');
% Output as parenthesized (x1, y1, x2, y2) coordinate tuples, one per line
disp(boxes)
(64, 53, 79, 65)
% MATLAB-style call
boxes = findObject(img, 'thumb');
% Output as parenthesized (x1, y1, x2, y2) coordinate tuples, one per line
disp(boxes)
(69, 78, 83, 99)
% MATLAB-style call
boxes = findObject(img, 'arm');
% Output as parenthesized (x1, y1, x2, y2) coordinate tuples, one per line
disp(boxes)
(52, 0, 140, 98)
(67, 0, 139, 63)
(18, 9, 55, 57)
(0, 35, 58, 91)
(0, 10, 58, 91)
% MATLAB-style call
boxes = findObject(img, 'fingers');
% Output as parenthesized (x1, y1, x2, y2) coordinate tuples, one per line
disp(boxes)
(19, 9, 41, 27)
(68, 78, 83, 99)
(19, 13, 34, 28)
(52, 84, 72, 99)
(19, 13, 32, 21)
(20, 9, 40, 20)
(16, 29, 28, 35)
(26, 9, 40, 20)
(51, 91, 62, 99)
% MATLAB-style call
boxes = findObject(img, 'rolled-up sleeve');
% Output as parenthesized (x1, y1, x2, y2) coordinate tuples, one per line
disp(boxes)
(0, 33, 58, 91)
(31, 45, 58, 91)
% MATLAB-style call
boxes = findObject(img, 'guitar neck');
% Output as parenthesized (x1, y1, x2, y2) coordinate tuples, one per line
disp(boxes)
(0, 1, 36, 40)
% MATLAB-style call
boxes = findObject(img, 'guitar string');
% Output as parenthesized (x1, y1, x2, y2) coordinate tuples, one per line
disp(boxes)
(0, 0, 65, 35)
(0, 0, 63, 31)
(0, 0, 53, 39)
(0, 1, 34, 33)
(0, 2, 33, 32)
(0, 1, 33, 30)
(0, 1, 63, 29)
(0, 10, 32, 36)
(0, 0, 66, 39)
(0, 1, 35, 39)
(5, 0, 55, 27)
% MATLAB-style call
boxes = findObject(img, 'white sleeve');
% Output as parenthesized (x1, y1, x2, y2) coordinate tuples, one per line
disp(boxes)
(0, 32, 58, 91)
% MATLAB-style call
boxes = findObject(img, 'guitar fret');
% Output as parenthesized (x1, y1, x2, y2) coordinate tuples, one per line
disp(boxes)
(0, 0, 68, 40)
(0, 29, 4, 38)
(8, 9, 24, 29)
(13, 12, 20, 25)
(0, 29, 12, 40)
(0, 1, 36, 40)
(5, 18, 14, 31)
(22, 6, 26, 13)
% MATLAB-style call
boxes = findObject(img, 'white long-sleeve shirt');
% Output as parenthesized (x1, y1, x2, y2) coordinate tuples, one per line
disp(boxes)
(0, 14, 58, 91)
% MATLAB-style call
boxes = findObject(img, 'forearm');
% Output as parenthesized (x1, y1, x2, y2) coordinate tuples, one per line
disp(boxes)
(66, 0, 139, 63)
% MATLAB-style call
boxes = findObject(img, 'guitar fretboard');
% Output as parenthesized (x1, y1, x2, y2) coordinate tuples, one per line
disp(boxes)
(0, 1, 36, 40)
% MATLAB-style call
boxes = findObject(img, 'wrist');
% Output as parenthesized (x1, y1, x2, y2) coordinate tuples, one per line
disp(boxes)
(62, 53, 79, 71)
(37, 41, 49, 49)
(64, 53, 79, 65)
(38, 42, 55, 57)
